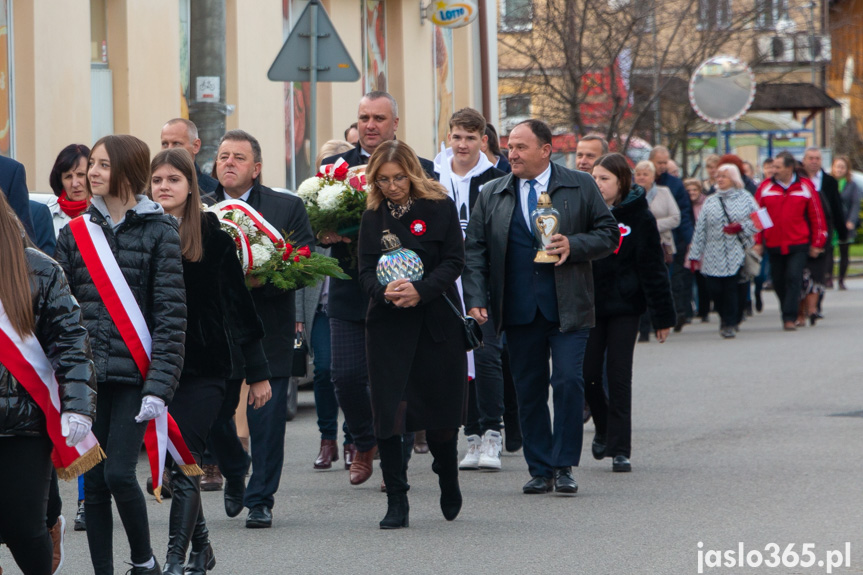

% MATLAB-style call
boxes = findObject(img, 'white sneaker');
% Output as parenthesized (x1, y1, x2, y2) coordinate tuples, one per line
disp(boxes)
(459, 434, 482, 469)
(478, 430, 502, 470)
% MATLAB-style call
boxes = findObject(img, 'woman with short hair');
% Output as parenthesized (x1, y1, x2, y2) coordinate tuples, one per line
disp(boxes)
(633, 160, 679, 341)
(358, 140, 467, 529)
(47, 144, 91, 236)
(688, 164, 759, 338)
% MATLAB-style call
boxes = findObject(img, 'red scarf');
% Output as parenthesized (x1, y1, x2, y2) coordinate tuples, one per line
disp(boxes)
(57, 192, 89, 218)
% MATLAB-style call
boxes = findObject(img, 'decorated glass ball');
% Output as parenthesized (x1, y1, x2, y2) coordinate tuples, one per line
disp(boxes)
(376, 229, 424, 285)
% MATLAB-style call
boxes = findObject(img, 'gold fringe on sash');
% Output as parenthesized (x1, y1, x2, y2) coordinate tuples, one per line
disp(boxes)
(178, 463, 204, 477)
(56, 444, 106, 481)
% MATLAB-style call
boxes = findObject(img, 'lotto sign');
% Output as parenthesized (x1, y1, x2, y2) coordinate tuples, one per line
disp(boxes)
(428, 0, 478, 28)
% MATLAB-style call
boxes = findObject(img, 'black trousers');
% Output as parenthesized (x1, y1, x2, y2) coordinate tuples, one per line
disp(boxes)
(839, 243, 851, 281)
(769, 251, 809, 323)
(704, 274, 747, 328)
(694, 270, 712, 319)
(583, 315, 639, 458)
(464, 320, 505, 436)
(171, 375, 225, 462)
(0, 436, 53, 575)
(329, 318, 376, 452)
(207, 378, 251, 482)
(671, 246, 692, 320)
(84, 383, 153, 574)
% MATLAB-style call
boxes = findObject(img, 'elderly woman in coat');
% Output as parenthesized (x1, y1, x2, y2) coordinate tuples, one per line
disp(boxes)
(358, 140, 467, 530)
(633, 160, 680, 341)
(688, 164, 758, 338)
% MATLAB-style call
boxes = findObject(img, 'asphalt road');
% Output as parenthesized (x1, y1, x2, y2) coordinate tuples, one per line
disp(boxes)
(4, 281, 863, 574)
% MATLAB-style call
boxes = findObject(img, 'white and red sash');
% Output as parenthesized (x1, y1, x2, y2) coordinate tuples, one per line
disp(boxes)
(68, 216, 201, 501)
(0, 302, 104, 479)
(211, 199, 284, 244)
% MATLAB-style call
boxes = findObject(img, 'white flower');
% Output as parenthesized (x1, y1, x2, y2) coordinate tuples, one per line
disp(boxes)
(297, 177, 323, 203)
(250, 244, 272, 268)
(317, 184, 345, 211)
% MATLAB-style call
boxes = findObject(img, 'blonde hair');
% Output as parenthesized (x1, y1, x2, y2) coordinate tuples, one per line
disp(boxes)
(365, 141, 447, 211)
(316, 139, 354, 170)
(634, 160, 655, 176)
(717, 163, 744, 189)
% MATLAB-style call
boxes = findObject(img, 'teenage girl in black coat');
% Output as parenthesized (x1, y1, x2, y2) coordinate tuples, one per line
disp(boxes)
(583, 153, 676, 473)
(150, 148, 271, 575)
(55, 135, 187, 575)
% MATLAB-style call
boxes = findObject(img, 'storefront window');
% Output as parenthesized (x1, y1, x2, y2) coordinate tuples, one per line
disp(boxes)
(90, 0, 108, 65)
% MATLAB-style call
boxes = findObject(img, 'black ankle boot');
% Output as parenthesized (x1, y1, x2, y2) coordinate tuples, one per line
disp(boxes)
(185, 542, 216, 575)
(427, 434, 462, 521)
(162, 560, 184, 575)
(379, 493, 409, 529)
(377, 435, 409, 529)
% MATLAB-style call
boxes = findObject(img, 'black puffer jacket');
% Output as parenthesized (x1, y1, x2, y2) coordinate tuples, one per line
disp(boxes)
(55, 199, 186, 403)
(0, 248, 97, 436)
(592, 186, 676, 330)
(182, 212, 270, 383)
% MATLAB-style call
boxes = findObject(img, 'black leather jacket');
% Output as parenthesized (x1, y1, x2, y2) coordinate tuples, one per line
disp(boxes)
(55, 203, 186, 403)
(0, 248, 97, 436)
(463, 163, 620, 333)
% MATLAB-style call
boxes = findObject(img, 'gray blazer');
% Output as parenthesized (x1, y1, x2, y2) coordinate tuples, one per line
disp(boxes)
(295, 246, 331, 349)
(463, 162, 620, 334)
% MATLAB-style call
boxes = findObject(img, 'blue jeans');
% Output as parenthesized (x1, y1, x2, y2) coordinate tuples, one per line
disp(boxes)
(505, 314, 589, 479)
(244, 376, 290, 510)
(311, 310, 352, 443)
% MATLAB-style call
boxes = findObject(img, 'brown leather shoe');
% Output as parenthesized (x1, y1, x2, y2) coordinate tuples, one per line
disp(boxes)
(783, 321, 797, 331)
(314, 439, 338, 470)
(349, 446, 377, 485)
(344, 443, 357, 470)
(49, 515, 65, 574)
(201, 464, 224, 492)
(413, 430, 429, 454)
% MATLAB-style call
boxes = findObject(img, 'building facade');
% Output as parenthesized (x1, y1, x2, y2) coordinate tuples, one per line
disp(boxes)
(6, 0, 495, 192)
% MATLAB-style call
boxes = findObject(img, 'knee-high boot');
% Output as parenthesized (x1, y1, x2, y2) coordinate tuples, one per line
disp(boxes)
(377, 435, 409, 529)
(427, 433, 462, 521)
(164, 466, 200, 574)
(185, 505, 216, 575)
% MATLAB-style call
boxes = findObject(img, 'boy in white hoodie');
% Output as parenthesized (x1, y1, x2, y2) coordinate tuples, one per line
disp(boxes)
(434, 108, 510, 471)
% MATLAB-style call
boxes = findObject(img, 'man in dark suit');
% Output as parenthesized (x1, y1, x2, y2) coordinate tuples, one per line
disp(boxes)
(463, 119, 619, 495)
(160, 118, 219, 194)
(317, 91, 434, 486)
(29, 200, 56, 256)
(802, 147, 846, 312)
(0, 155, 34, 239)
(205, 130, 314, 528)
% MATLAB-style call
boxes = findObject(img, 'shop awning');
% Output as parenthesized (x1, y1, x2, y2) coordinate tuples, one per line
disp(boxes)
(749, 83, 840, 112)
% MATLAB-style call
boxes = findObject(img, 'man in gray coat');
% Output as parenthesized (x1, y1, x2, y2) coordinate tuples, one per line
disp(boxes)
(463, 119, 619, 495)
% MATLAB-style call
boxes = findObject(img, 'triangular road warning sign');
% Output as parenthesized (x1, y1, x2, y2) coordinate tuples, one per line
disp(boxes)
(268, 0, 360, 83)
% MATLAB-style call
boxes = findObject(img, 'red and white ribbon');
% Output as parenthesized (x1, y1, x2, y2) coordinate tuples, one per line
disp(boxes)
(210, 199, 284, 245)
(219, 218, 253, 273)
(68, 217, 201, 501)
(0, 302, 104, 480)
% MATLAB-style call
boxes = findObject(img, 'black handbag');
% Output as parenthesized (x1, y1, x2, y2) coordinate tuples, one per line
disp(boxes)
(442, 293, 484, 351)
(292, 331, 309, 377)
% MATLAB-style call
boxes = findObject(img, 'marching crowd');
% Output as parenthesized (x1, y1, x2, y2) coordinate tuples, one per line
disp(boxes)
(0, 89, 858, 575)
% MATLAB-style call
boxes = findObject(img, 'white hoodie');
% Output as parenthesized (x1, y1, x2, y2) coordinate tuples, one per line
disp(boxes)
(433, 146, 495, 234)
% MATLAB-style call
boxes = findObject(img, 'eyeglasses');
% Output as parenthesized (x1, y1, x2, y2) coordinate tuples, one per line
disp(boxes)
(375, 174, 409, 188)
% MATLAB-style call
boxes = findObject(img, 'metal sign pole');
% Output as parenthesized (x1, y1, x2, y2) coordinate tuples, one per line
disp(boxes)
(716, 123, 722, 155)
(309, 1, 318, 180)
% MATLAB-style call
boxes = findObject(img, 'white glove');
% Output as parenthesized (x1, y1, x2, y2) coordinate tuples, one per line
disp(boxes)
(60, 412, 93, 447)
(134, 395, 166, 423)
